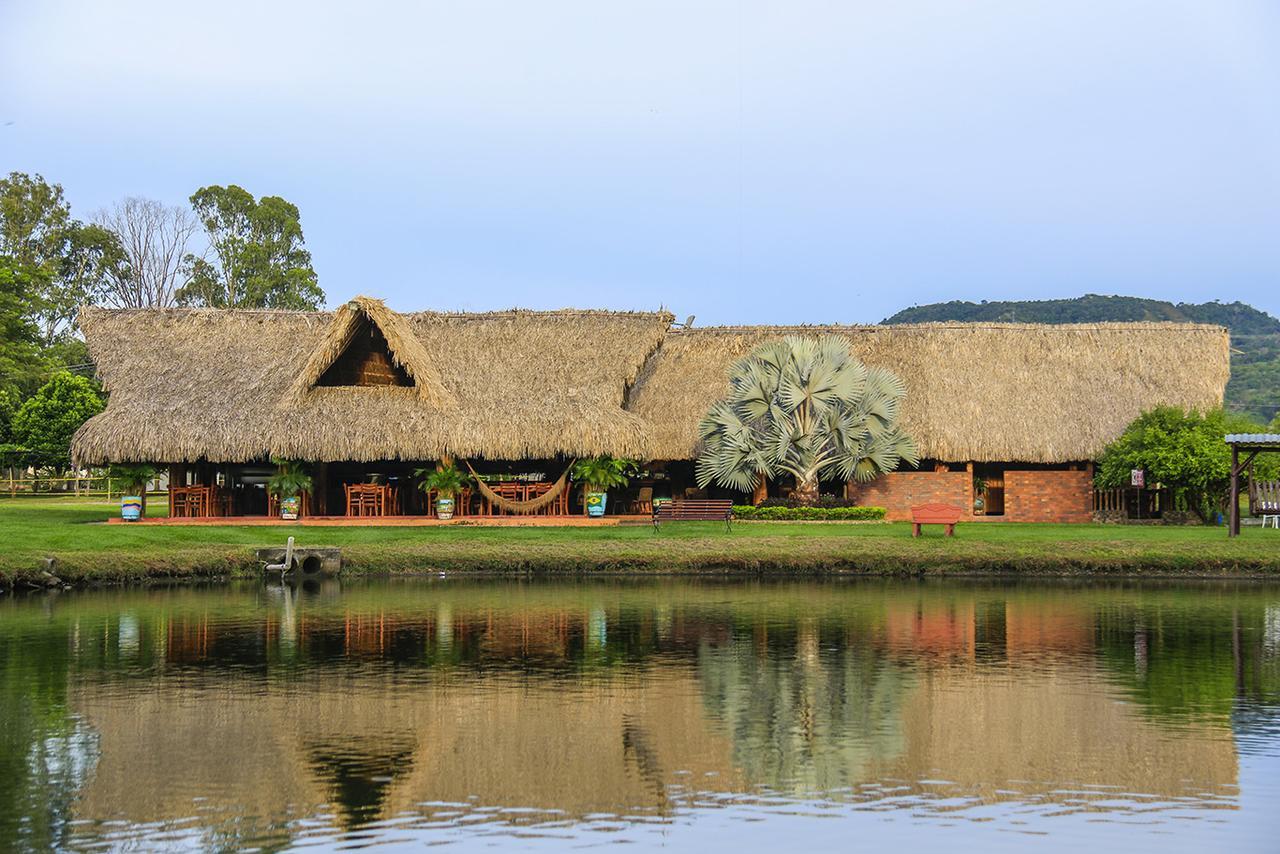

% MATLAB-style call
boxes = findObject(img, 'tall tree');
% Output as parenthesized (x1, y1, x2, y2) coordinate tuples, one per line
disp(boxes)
(0, 257, 47, 397)
(0, 388, 15, 444)
(178, 185, 323, 310)
(94, 197, 201, 308)
(0, 171, 70, 268)
(0, 172, 116, 342)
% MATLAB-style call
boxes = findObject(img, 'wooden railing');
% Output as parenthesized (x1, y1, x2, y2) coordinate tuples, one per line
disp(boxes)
(1, 473, 165, 499)
(1092, 487, 1186, 517)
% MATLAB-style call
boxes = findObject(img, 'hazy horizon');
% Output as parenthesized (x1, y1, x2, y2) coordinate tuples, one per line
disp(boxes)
(4, 1, 1279, 323)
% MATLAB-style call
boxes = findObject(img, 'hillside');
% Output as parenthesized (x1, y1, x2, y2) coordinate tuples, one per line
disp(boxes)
(882, 295, 1280, 424)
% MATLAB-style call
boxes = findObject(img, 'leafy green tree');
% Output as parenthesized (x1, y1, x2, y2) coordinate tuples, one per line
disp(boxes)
(40, 221, 120, 343)
(0, 388, 14, 444)
(1095, 406, 1276, 521)
(696, 335, 918, 504)
(0, 171, 70, 268)
(0, 257, 46, 396)
(10, 373, 103, 469)
(0, 172, 119, 343)
(178, 185, 323, 310)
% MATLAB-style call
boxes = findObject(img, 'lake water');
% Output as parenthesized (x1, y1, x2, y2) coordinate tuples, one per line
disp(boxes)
(2, 578, 1278, 852)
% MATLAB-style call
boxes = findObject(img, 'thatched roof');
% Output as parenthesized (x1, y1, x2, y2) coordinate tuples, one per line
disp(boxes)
(287, 297, 454, 406)
(72, 302, 1229, 466)
(626, 322, 1230, 463)
(73, 299, 672, 464)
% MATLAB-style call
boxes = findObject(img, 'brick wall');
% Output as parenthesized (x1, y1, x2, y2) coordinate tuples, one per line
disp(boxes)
(1004, 470, 1092, 523)
(846, 471, 971, 521)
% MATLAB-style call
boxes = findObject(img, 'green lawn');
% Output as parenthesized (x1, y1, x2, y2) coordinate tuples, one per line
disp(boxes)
(2, 496, 1278, 585)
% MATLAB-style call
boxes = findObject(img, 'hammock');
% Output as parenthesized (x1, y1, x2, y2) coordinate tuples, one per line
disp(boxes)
(465, 461, 575, 515)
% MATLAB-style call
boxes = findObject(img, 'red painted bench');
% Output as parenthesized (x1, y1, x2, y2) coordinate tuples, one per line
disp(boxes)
(911, 503, 963, 537)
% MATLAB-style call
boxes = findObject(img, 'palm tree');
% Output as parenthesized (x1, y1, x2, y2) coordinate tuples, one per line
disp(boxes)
(696, 335, 919, 505)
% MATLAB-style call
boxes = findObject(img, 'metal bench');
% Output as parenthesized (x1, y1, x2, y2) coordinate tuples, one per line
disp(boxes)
(910, 503, 963, 537)
(653, 499, 734, 531)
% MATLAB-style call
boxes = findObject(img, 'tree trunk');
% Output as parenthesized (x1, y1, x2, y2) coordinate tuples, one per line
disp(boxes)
(792, 475, 820, 506)
(751, 473, 769, 506)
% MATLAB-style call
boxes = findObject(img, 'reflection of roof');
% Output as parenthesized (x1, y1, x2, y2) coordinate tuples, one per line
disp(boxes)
(69, 658, 1238, 837)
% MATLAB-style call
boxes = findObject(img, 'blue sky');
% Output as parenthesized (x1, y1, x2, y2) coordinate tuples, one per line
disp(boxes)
(3, 1, 1279, 323)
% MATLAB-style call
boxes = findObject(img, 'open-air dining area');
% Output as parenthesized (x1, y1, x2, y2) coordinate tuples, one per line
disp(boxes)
(158, 460, 604, 523)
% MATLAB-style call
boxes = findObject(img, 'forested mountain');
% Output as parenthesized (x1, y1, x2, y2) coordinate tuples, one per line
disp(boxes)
(882, 295, 1280, 424)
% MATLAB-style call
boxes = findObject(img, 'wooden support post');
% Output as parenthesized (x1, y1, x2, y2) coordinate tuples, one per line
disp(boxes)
(966, 461, 974, 515)
(1230, 446, 1239, 537)
(312, 462, 329, 516)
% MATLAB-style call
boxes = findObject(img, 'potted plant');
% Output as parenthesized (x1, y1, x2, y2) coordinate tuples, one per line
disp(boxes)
(416, 461, 471, 520)
(111, 463, 157, 521)
(571, 456, 637, 517)
(268, 459, 312, 520)
(973, 475, 988, 514)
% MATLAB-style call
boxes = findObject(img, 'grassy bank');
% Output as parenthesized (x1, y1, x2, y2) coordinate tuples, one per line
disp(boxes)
(2, 497, 1279, 587)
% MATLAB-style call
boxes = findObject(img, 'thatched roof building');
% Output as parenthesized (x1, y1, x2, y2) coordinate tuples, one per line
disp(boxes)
(630, 322, 1230, 463)
(72, 298, 1229, 467)
(73, 297, 672, 465)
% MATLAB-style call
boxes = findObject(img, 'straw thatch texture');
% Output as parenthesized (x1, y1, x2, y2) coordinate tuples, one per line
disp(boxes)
(288, 297, 454, 405)
(73, 302, 673, 465)
(627, 322, 1230, 463)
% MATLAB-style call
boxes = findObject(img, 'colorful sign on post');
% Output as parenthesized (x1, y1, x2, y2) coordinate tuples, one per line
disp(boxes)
(1131, 469, 1145, 488)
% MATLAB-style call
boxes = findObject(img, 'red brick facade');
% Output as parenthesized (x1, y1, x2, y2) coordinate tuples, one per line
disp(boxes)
(846, 468, 1093, 523)
(1003, 470, 1093, 523)
(846, 471, 972, 521)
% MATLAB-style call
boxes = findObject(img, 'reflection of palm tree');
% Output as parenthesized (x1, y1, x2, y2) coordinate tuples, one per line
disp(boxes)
(697, 631, 912, 794)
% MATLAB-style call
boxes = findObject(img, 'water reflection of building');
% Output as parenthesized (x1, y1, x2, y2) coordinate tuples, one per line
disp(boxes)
(63, 594, 1244, 845)
(70, 670, 749, 840)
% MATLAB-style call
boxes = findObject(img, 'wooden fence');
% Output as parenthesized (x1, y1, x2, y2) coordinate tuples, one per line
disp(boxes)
(2, 473, 165, 499)
(1092, 487, 1186, 518)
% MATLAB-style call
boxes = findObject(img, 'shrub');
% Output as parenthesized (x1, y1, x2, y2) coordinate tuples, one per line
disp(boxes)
(758, 493, 857, 509)
(733, 505, 886, 521)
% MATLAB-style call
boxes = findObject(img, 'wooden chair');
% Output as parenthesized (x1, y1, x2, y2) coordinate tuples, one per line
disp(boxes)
(363, 485, 385, 517)
(630, 487, 654, 515)
(495, 482, 522, 515)
(345, 483, 377, 517)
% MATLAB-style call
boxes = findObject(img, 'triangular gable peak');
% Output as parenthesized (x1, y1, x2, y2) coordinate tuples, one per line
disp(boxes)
(287, 297, 456, 406)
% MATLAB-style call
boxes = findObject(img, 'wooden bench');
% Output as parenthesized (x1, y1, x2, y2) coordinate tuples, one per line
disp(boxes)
(653, 499, 734, 531)
(910, 503, 963, 537)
